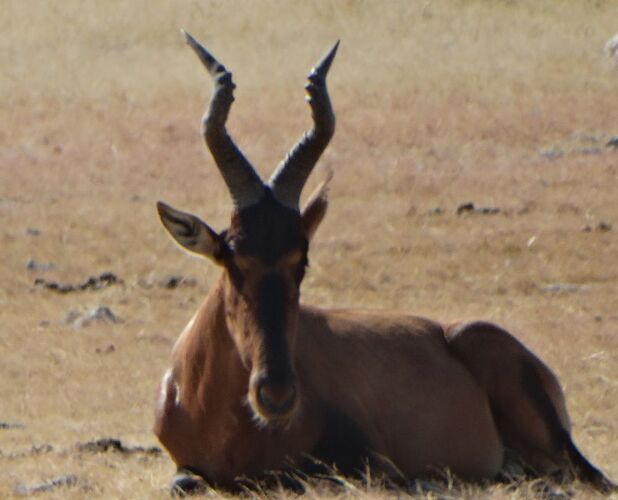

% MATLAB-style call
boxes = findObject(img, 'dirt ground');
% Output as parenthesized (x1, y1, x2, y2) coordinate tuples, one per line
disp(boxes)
(1, 1, 617, 498)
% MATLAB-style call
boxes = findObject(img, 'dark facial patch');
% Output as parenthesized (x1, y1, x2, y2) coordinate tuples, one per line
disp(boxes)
(256, 272, 294, 386)
(222, 189, 306, 390)
(226, 189, 307, 265)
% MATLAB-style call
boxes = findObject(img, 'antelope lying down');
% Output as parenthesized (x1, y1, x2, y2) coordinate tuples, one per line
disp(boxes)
(154, 32, 616, 495)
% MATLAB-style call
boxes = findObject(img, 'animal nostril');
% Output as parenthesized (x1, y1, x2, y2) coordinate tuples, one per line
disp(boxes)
(257, 382, 296, 415)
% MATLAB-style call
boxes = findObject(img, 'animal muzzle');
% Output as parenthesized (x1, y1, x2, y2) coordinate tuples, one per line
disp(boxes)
(250, 373, 298, 422)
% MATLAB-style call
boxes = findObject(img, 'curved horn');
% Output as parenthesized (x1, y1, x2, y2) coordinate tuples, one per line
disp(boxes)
(268, 41, 339, 210)
(182, 30, 264, 209)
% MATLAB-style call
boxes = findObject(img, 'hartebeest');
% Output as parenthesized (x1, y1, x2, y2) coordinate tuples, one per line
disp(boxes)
(154, 32, 617, 495)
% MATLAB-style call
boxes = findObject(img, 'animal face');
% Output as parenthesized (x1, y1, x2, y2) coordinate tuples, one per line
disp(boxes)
(220, 192, 308, 423)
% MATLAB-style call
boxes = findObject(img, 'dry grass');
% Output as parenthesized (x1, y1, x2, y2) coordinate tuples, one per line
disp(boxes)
(1, 0, 617, 498)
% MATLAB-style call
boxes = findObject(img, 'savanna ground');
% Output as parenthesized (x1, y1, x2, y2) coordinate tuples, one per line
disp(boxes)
(1, 1, 617, 498)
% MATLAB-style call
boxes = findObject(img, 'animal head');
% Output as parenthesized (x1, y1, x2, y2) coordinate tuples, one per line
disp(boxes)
(157, 32, 337, 425)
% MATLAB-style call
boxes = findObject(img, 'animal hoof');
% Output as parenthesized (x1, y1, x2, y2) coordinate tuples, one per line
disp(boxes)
(170, 471, 207, 497)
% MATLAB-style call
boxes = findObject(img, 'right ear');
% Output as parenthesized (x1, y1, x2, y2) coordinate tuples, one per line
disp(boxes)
(301, 172, 332, 242)
(157, 201, 225, 261)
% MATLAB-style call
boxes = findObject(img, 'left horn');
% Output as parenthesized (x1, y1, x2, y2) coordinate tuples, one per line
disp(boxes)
(268, 41, 339, 210)
(183, 30, 265, 210)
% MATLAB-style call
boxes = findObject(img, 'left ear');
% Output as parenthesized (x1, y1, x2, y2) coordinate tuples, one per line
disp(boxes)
(301, 174, 331, 242)
(156, 201, 225, 262)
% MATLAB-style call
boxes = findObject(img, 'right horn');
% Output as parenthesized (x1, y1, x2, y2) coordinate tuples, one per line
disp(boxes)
(183, 30, 265, 210)
(268, 41, 339, 210)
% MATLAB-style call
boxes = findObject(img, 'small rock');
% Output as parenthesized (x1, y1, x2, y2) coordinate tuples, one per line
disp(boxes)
(163, 276, 183, 289)
(606, 136, 618, 149)
(77, 438, 124, 453)
(540, 147, 563, 159)
(161, 275, 196, 289)
(76, 437, 161, 455)
(139, 273, 197, 290)
(78, 272, 120, 290)
(26, 259, 55, 272)
(25, 227, 41, 236)
(69, 306, 120, 328)
(456, 202, 475, 215)
(79, 306, 119, 327)
(0, 422, 25, 429)
(95, 344, 116, 354)
(80, 277, 97, 289)
(456, 203, 500, 216)
(35, 272, 122, 294)
(427, 207, 444, 216)
(99, 272, 119, 284)
(606, 33, 618, 60)
(582, 221, 612, 233)
(35, 279, 74, 293)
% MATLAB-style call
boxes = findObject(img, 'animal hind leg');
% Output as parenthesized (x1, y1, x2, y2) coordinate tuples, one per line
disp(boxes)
(444, 321, 616, 493)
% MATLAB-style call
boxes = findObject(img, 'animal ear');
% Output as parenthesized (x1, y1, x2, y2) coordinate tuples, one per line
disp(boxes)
(301, 173, 331, 242)
(157, 201, 224, 261)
